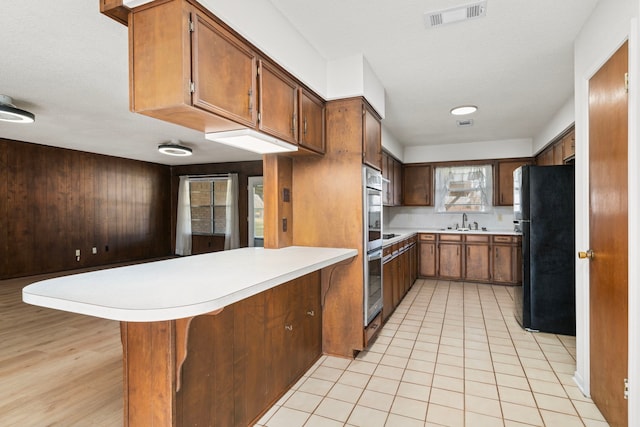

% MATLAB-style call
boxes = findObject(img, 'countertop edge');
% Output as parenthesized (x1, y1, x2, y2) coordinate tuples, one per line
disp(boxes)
(22, 246, 358, 323)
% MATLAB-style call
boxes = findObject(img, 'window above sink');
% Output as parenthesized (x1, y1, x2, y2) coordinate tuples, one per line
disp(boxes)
(434, 164, 493, 213)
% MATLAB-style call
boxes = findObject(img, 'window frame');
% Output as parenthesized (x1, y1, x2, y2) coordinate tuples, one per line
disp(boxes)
(189, 177, 229, 236)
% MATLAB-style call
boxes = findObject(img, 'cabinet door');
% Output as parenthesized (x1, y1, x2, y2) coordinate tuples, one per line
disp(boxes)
(465, 244, 491, 281)
(496, 160, 529, 206)
(300, 272, 322, 371)
(553, 142, 564, 165)
(403, 165, 432, 206)
(562, 128, 576, 160)
(492, 244, 514, 283)
(419, 241, 437, 277)
(259, 60, 299, 145)
(299, 89, 325, 154)
(382, 258, 394, 321)
(363, 106, 382, 170)
(382, 152, 392, 206)
(438, 243, 462, 279)
(393, 158, 402, 206)
(192, 12, 257, 127)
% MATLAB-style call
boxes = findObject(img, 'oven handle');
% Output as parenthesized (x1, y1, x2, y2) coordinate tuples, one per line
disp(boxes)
(367, 249, 382, 261)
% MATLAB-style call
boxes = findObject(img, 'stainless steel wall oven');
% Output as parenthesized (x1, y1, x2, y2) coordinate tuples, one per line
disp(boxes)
(363, 166, 383, 326)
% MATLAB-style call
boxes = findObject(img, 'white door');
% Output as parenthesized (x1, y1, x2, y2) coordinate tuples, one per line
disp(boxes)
(248, 176, 264, 247)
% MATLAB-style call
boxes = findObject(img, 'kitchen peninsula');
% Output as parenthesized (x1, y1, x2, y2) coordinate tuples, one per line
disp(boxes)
(23, 246, 357, 426)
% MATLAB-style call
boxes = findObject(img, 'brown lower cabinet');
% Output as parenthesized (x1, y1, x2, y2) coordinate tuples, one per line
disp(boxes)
(382, 235, 418, 321)
(418, 232, 522, 285)
(122, 271, 321, 427)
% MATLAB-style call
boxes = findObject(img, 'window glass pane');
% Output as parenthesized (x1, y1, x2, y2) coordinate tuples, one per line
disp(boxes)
(213, 207, 226, 234)
(213, 181, 228, 205)
(434, 165, 493, 213)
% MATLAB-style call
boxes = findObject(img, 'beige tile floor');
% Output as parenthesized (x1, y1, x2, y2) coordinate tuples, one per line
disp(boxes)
(255, 279, 609, 427)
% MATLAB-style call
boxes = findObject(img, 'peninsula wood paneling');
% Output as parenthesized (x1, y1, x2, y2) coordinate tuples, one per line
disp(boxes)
(0, 139, 171, 279)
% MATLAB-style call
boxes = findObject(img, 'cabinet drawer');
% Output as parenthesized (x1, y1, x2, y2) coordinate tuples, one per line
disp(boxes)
(493, 235, 515, 243)
(440, 234, 463, 242)
(419, 233, 436, 241)
(364, 312, 382, 348)
(465, 234, 490, 243)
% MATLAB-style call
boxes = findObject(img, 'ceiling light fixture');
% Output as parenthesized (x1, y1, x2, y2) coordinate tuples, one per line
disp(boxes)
(158, 141, 193, 156)
(450, 105, 478, 116)
(0, 95, 35, 123)
(205, 129, 298, 154)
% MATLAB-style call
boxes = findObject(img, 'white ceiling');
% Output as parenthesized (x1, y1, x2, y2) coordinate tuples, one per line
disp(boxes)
(0, 1, 598, 166)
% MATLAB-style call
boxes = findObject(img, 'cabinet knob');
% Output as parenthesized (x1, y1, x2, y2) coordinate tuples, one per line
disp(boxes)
(578, 249, 594, 260)
(306, 310, 315, 316)
(284, 324, 293, 331)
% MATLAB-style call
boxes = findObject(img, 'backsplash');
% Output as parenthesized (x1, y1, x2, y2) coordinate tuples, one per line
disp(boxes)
(384, 206, 516, 231)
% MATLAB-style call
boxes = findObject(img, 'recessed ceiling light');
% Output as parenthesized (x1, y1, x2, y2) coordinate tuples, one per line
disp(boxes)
(450, 105, 478, 116)
(0, 95, 35, 123)
(158, 142, 192, 156)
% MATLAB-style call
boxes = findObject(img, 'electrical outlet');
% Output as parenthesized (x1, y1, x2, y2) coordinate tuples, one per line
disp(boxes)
(92, 247, 97, 254)
(75, 249, 80, 257)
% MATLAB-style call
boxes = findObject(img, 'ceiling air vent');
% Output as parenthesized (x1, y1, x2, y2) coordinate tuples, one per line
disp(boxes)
(424, 1, 487, 29)
(456, 119, 474, 127)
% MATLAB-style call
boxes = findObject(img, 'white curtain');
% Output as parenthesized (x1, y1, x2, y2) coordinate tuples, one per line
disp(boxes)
(175, 175, 192, 256)
(224, 173, 240, 250)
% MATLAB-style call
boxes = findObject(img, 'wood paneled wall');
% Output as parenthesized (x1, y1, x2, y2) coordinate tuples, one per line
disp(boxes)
(170, 161, 263, 250)
(0, 139, 172, 279)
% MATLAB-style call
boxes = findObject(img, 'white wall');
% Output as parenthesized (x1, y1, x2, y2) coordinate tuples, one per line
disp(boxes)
(532, 96, 575, 155)
(386, 206, 515, 232)
(574, 2, 639, 426)
(403, 138, 533, 163)
(382, 125, 404, 161)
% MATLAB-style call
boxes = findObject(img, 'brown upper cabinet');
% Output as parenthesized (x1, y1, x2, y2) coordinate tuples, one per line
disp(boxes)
(403, 164, 432, 206)
(561, 128, 576, 160)
(495, 159, 531, 206)
(299, 89, 325, 154)
(536, 125, 575, 165)
(258, 60, 299, 145)
(363, 104, 382, 170)
(129, 0, 325, 153)
(382, 151, 402, 206)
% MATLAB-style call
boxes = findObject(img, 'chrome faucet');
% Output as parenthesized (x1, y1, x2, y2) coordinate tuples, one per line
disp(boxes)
(462, 213, 468, 229)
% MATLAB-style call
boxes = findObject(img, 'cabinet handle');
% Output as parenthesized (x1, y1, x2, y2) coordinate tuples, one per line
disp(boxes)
(495, 248, 499, 259)
(284, 324, 293, 331)
(467, 247, 470, 257)
(292, 114, 297, 134)
(304, 117, 308, 135)
(500, 193, 504, 203)
(248, 88, 253, 113)
(430, 246, 433, 255)
(306, 310, 315, 316)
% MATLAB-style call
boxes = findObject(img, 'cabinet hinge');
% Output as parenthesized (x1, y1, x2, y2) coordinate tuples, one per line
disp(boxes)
(624, 378, 629, 400)
(189, 81, 195, 93)
(625, 72, 629, 93)
(189, 19, 195, 32)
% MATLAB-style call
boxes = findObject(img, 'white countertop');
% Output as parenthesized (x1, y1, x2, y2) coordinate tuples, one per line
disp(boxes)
(383, 228, 521, 245)
(22, 246, 357, 322)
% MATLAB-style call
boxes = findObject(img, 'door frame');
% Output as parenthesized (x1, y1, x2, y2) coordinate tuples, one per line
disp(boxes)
(575, 17, 639, 426)
(247, 176, 264, 247)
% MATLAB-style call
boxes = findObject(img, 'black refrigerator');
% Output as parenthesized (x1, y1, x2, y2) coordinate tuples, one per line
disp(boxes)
(513, 165, 575, 335)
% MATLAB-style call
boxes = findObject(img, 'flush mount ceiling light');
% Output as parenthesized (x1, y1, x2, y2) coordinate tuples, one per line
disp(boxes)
(0, 95, 35, 123)
(424, 1, 487, 29)
(205, 129, 298, 154)
(450, 105, 478, 116)
(158, 141, 193, 156)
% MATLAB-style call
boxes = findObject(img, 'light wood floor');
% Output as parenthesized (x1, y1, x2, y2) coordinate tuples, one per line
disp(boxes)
(0, 273, 122, 426)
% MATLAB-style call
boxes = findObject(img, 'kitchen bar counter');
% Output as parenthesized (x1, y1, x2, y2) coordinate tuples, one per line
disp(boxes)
(23, 246, 357, 322)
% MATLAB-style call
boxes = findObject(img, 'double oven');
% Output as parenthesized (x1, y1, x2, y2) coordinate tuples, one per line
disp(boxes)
(363, 166, 383, 326)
